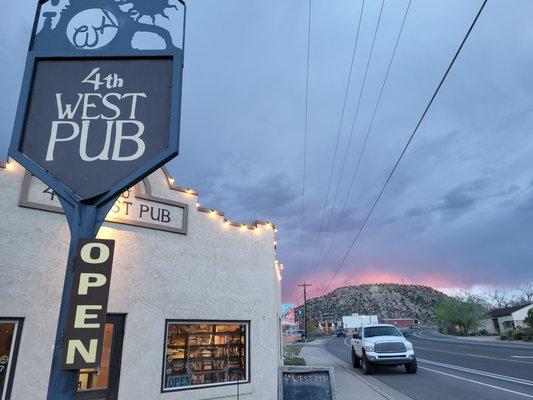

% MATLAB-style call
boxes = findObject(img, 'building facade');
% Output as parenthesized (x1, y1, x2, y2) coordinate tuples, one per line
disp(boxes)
(482, 303, 533, 334)
(0, 161, 282, 400)
(341, 314, 379, 332)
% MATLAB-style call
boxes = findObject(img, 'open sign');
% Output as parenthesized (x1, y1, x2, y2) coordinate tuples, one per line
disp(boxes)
(60, 239, 115, 370)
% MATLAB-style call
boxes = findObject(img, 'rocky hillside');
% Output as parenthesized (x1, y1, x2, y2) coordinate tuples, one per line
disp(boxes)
(296, 284, 448, 324)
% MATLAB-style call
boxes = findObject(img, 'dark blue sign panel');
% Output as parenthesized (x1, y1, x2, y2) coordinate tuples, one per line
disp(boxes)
(10, 0, 185, 205)
(22, 57, 173, 200)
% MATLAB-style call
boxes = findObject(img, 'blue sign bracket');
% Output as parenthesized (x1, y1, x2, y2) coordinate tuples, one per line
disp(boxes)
(8, 1, 186, 398)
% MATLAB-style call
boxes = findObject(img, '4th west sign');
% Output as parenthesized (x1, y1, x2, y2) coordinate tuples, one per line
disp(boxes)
(9, 1, 186, 399)
(23, 58, 173, 200)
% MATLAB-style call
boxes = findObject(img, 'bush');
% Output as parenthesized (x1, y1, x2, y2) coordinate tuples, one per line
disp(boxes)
(502, 326, 533, 342)
(524, 327, 533, 342)
(446, 324, 459, 335)
(512, 329, 525, 341)
(479, 329, 489, 336)
(524, 309, 533, 328)
(435, 295, 489, 335)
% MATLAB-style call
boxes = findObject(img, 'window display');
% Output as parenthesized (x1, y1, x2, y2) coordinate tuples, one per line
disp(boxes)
(163, 321, 249, 392)
(0, 320, 23, 400)
(77, 323, 114, 392)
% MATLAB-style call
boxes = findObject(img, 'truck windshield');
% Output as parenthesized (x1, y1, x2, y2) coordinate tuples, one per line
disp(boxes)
(364, 326, 402, 338)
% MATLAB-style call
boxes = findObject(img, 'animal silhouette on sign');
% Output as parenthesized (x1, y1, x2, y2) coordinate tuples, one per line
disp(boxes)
(35, 0, 182, 51)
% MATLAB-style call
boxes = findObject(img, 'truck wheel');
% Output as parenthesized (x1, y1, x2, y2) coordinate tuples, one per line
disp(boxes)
(361, 354, 374, 375)
(351, 349, 360, 368)
(404, 358, 417, 374)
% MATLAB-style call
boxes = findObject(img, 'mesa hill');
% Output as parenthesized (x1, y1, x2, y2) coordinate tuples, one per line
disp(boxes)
(297, 283, 448, 324)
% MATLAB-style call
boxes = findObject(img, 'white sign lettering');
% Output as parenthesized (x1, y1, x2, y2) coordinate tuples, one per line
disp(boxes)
(46, 68, 148, 162)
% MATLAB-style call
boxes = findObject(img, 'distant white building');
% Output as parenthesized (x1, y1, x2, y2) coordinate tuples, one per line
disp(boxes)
(482, 303, 533, 334)
(341, 314, 379, 331)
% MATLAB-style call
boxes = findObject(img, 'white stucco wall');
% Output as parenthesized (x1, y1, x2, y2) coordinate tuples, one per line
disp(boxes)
(512, 304, 533, 327)
(480, 318, 497, 334)
(0, 162, 282, 400)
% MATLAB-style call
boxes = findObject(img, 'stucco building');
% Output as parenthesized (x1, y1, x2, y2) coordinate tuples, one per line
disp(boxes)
(0, 161, 282, 400)
(482, 303, 533, 335)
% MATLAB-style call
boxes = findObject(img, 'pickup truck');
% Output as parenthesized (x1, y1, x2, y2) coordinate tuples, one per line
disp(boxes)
(350, 324, 417, 375)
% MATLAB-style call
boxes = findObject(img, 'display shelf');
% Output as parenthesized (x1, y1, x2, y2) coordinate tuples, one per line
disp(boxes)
(165, 323, 247, 389)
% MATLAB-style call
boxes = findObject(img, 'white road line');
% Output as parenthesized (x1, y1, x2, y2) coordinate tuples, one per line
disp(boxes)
(413, 331, 533, 351)
(337, 337, 533, 395)
(512, 356, 533, 359)
(418, 358, 533, 387)
(419, 366, 533, 399)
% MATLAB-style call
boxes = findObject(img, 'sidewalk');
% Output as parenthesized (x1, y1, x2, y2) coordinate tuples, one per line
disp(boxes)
(299, 340, 413, 400)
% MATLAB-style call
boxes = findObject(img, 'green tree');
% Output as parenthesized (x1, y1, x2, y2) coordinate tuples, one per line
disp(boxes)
(435, 295, 489, 335)
(524, 308, 533, 328)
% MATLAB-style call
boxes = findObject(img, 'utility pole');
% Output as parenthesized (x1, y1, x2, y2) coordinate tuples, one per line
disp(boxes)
(298, 283, 312, 339)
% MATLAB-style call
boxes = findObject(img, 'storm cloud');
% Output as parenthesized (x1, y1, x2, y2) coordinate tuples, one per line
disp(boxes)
(1, 0, 532, 302)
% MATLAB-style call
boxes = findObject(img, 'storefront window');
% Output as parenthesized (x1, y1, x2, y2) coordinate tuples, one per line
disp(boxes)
(163, 321, 249, 392)
(0, 319, 23, 400)
(77, 323, 114, 392)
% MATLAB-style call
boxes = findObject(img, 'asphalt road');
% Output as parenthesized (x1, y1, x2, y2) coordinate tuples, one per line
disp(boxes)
(324, 330, 533, 400)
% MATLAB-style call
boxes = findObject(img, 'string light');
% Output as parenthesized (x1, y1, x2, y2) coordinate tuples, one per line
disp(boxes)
(274, 260, 283, 281)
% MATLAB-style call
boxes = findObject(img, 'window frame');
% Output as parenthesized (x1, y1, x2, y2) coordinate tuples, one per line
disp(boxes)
(161, 319, 251, 393)
(0, 318, 24, 400)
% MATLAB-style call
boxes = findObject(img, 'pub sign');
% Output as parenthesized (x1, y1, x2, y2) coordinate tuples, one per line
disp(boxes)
(8, 1, 186, 397)
(10, 0, 186, 205)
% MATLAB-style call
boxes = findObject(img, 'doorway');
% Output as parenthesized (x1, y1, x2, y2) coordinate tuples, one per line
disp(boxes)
(76, 314, 125, 400)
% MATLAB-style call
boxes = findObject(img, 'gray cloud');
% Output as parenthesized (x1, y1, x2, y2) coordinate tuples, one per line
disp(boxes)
(2, 0, 533, 302)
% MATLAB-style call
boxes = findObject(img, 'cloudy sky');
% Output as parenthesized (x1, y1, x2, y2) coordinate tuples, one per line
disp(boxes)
(2, 0, 532, 304)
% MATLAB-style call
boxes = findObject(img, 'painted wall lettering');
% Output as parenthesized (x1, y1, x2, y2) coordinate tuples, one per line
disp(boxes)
(19, 173, 188, 235)
(60, 239, 115, 370)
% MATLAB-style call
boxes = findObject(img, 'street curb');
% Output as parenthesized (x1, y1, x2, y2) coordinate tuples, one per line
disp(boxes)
(318, 342, 414, 400)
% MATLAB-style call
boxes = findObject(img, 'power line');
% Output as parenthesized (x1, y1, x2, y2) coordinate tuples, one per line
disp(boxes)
(317, 0, 412, 275)
(313, 0, 385, 273)
(298, 0, 313, 275)
(323, 0, 488, 295)
(309, 0, 366, 278)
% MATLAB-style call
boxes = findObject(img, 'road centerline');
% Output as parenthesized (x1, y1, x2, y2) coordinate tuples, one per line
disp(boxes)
(414, 346, 533, 365)
(418, 366, 533, 399)
(418, 358, 533, 387)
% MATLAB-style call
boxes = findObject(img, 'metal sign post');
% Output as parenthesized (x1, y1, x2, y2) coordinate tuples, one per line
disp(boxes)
(8, 1, 186, 398)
